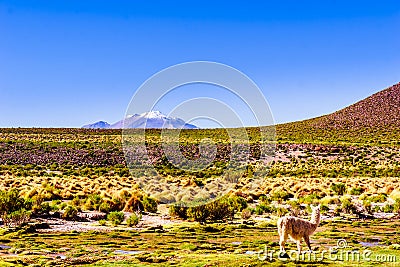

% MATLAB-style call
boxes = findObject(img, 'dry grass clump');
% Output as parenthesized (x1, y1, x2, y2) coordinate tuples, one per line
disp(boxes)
(320, 196, 340, 205)
(389, 189, 400, 200)
(259, 177, 400, 202)
(0, 174, 138, 202)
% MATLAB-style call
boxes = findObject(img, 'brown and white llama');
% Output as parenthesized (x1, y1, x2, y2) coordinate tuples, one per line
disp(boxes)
(277, 204, 321, 254)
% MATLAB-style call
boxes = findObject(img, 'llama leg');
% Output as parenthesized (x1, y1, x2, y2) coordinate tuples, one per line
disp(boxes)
(296, 240, 302, 254)
(304, 236, 312, 252)
(279, 233, 288, 252)
(277, 220, 283, 252)
(277, 220, 282, 235)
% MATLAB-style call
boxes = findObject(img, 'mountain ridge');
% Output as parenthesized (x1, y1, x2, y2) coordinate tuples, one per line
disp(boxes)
(82, 111, 198, 129)
(82, 121, 110, 129)
(309, 82, 400, 129)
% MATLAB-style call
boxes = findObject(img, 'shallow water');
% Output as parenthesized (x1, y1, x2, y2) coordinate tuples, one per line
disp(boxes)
(0, 244, 11, 250)
(48, 254, 67, 259)
(359, 241, 380, 247)
(114, 249, 143, 255)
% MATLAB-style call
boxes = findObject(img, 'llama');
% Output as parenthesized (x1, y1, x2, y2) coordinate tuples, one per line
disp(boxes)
(277, 204, 321, 254)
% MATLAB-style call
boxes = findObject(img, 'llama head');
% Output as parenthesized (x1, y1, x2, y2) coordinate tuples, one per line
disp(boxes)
(310, 204, 321, 212)
(310, 204, 321, 225)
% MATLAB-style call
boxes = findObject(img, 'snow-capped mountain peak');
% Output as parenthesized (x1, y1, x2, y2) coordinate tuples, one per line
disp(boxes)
(140, 110, 167, 119)
(82, 111, 198, 129)
(126, 114, 138, 118)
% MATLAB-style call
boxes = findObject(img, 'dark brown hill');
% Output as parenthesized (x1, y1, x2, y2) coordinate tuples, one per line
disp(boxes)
(312, 82, 400, 129)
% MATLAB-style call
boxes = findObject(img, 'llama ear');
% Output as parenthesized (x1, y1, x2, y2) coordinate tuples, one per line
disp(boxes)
(310, 203, 319, 209)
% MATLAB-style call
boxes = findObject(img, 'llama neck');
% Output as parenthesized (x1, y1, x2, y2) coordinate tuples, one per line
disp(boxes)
(310, 210, 321, 227)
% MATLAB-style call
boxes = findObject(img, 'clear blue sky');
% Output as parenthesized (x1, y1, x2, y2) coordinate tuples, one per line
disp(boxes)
(1, 0, 399, 127)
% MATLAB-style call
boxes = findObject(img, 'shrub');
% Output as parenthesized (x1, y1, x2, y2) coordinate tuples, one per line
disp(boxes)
(321, 196, 340, 205)
(394, 199, 400, 215)
(206, 199, 234, 221)
(84, 194, 103, 211)
(331, 183, 346, 196)
(390, 244, 400, 250)
(271, 191, 291, 203)
(186, 198, 235, 223)
(23, 197, 34, 211)
(227, 196, 248, 212)
(71, 196, 81, 207)
(41, 184, 61, 201)
(117, 189, 131, 201)
(99, 202, 111, 213)
(30, 196, 50, 215)
(363, 200, 372, 214)
(99, 219, 107, 226)
(62, 205, 78, 220)
(123, 195, 144, 212)
(254, 204, 271, 215)
(107, 211, 125, 226)
(169, 205, 188, 219)
(241, 208, 252, 219)
(50, 200, 62, 211)
(0, 189, 27, 214)
(299, 193, 320, 204)
(383, 204, 394, 213)
(305, 204, 324, 215)
(373, 205, 381, 213)
(333, 205, 341, 216)
(320, 204, 330, 214)
(126, 213, 141, 227)
(142, 196, 157, 213)
(368, 194, 387, 203)
(187, 205, 210, 223)
(350, 187, 364, 196)
(273, 206, 289, 217)
(38, 202, 52, 214)
(60, 202, 67, 210)
(341, 198, 357, 214)
(390, 190, 400, 201)
(0, 189, 32, 226)
(258, 195, 271, 205)
(2, 209, 31, 227)
(83, 199, 94, 211)
(109, 198, 124, 212)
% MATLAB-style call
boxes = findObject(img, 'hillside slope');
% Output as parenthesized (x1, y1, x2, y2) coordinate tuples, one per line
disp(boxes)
(311, 82, 400, 129)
